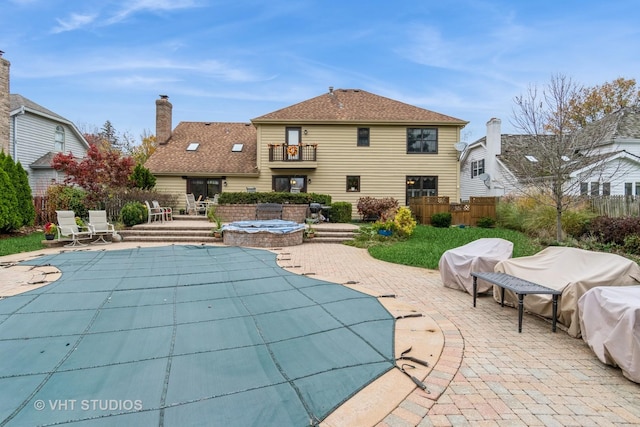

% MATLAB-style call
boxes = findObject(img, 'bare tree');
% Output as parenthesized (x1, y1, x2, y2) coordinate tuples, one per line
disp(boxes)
(509, 74, 613, 241)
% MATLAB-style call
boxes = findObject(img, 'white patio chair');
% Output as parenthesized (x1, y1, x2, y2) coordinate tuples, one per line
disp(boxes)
(88, 210, 116, 244)
(145, 201, 164, 223)
(56, 210, 93, 247)
(152, 200, 173, 221)
(185, 193, 206, 215)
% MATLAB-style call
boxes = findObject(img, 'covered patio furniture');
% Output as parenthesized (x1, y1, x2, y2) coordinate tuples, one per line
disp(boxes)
(439, 238, 513, 294)
(55, 210, 93, 247)
(152, 200, 173, 221)
(578, 286, 640, 383)
(87, 210, 115, 244)
(494, 247, 640, 337)
(144, 201, 164, 223)
(185, 193, 206, 215)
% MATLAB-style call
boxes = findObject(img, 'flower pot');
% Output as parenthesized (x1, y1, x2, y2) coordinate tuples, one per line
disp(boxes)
(45, 234, 55, 241)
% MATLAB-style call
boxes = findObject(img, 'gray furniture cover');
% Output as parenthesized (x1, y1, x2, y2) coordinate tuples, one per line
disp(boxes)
(494, 247, 640, 337)
(439, 238, 514, 294)
(578, 286, 640, 383)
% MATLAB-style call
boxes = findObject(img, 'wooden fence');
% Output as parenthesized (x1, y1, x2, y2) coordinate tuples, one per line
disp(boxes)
(589, 195, 640, 217)
(409, 196, 498, 226)
(33, 193, 178, 225)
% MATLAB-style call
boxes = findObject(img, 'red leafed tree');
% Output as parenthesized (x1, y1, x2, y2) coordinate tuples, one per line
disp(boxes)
(52, 144, 135, 207)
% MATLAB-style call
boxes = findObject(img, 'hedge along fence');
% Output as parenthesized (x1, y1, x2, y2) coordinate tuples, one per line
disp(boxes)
(409, 196, 498, 226)
(34, 189, 178, 225)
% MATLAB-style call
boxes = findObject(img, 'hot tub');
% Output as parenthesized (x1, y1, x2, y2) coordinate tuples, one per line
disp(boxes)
(222, 219, 305, 247)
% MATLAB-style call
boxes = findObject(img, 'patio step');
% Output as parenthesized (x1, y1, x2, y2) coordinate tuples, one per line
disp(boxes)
(117, 219, 357, 244)
(308, 226, 357, 243)
(118, 220, 219, 243)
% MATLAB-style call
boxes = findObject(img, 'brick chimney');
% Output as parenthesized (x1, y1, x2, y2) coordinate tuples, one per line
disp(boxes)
(156, 94, 172, 145)
(0, 52, 10, 154)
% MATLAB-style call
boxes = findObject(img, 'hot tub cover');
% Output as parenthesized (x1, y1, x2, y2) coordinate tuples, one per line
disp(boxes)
(494, 247, 640, 337)
(439, 238, 514, 294)
(578, 286, 640, 383)
(0, 246, 395, 426)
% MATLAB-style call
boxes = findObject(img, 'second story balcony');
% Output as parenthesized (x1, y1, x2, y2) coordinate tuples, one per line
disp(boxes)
(268, 144, 318, 169)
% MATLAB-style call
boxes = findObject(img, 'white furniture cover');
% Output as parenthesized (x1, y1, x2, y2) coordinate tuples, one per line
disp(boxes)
(494, 247, 640, 337)
(578, 286, 640, 383)
(439, 238, 514, 294)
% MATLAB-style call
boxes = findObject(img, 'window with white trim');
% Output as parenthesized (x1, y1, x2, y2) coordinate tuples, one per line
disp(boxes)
(54, 125, 65, 152)
(471, 159, 485, 178)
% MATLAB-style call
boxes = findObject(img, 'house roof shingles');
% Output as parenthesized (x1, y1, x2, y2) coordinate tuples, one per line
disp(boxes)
(144, 122, 257, 176)
(10, 94, 68, 122)
(252, 88, 468, 124)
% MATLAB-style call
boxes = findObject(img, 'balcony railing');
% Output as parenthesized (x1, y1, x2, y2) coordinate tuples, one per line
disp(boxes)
(268, 144, 317, 163)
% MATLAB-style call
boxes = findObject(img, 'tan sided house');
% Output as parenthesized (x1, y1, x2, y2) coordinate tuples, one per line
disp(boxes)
(145, 88, 468, 219)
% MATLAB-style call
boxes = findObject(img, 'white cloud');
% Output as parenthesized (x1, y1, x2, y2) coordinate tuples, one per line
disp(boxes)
(107, 0, 200, 24)
(51, 13, 97, 34)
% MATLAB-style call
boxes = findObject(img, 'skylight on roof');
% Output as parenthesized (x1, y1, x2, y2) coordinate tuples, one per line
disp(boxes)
(187, 142, 200, 151)
(232, 143, 244, 152)
(525, 155, 538, 162)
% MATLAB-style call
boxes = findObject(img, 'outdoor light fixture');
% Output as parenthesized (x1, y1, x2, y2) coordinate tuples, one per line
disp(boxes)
(308, 178, 312, 184)
(223, 180, 227, 187)
(304, 129, 308, 135)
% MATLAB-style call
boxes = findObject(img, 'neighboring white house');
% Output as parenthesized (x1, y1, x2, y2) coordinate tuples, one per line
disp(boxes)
(9, 94, 89, 196)
(460, 109, 640, 200)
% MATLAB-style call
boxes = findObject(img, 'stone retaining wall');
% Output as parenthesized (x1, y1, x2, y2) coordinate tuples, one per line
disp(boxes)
(223, 229, 304, 247)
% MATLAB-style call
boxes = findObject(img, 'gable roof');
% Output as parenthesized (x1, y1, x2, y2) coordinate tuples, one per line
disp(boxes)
(574, 106, 640, 147)
(10, 94, 90, 149)
(144, 122, 257, 176)
(252, 88, 468, 125)
(10, 94, 67, 121)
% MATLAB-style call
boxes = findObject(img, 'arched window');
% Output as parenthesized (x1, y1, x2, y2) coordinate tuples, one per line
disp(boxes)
(54, 125, 65, 152)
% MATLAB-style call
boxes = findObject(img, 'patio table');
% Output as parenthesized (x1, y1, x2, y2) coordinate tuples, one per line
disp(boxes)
(471, 271, 562, 333)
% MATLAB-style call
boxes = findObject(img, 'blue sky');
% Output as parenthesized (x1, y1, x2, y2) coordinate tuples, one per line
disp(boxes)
(2, 0, 639, 144)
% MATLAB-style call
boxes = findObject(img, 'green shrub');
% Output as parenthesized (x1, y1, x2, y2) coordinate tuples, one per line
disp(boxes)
(15, 161, 35, 226)
(329, 202, 352, 223)
(129, 163, 156, 189)
(0, 167, 19, 232)
(217, 192, 331, 205)
(623, 234, 640, 255)
(120, 202, 147, 227)
(431, 212, 451, 228)
(46, 185, 88, 220)
(1, 153, 35, 228)
(496, 199, 525, 232)
(476, 216, 496, 228)
(561, 209, 597, 238)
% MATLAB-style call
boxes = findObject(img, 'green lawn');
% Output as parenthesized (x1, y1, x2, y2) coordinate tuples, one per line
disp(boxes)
(0, 231, 46, 257)
(0, 226, 540, 271)
(361, 225, 542, 270)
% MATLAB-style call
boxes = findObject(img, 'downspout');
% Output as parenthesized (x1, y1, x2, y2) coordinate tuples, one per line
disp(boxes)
(12, 106, 25, 160)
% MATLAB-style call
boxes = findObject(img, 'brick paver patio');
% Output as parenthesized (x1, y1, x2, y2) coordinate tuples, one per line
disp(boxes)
(2, 241, 639, 426)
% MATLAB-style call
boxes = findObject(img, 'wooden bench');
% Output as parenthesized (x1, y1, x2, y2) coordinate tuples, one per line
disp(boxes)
(255, 203, 283, 220)
(471, 271, 562, 333)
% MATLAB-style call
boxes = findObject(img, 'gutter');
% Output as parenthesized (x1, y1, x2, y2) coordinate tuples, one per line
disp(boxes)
(12, 106, 25, 159)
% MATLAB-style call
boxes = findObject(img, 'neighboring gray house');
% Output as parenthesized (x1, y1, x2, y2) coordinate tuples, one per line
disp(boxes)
(9, 94, 89, 196)
(460, 110, 640, 200)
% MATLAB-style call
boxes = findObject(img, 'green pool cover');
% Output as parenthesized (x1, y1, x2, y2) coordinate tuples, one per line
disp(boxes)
(0, 246, 395, 426)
